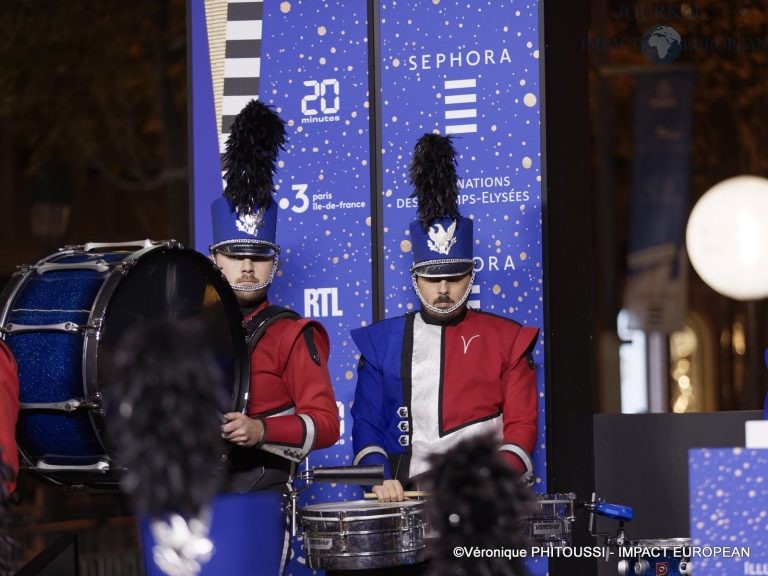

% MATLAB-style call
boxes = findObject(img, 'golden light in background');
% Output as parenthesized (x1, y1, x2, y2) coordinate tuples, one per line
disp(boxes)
(731, 318, 746, 356)
(671, 326, 698, 413)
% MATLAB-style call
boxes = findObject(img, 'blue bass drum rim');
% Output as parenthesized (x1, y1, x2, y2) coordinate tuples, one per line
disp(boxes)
(0, 241, 248, 489)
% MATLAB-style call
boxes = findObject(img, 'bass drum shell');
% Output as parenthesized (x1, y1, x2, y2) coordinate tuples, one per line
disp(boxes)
(0, 241, 248, 488)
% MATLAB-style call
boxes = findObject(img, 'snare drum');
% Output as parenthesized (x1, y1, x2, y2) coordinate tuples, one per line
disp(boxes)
(618, 538, 692, 576)
(0, 240, 248, 487)
(523, 492, 577, 547)
(298, 499, 428, 570)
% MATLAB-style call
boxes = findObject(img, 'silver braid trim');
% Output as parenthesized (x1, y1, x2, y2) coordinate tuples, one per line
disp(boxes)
(409, 258, 474, 276)
(412, 270, 476, 315)
(209, 239, 281, 254)
(353, 445, 388, 466)
(499, 443, 534, 485)
(230, 255, 279, 292)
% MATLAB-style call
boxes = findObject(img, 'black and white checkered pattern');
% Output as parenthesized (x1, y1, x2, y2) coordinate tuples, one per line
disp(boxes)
(220, 0, 264, 153)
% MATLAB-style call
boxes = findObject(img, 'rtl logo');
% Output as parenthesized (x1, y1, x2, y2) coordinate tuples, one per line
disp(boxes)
(304, 288, 344, 318)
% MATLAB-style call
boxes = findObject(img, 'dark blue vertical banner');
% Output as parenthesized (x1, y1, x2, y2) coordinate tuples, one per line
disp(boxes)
(624, 70, 693, 333)
(191, 2, 371, 574)
(260, 5, 372, 573)
(377, 3, 546, 572)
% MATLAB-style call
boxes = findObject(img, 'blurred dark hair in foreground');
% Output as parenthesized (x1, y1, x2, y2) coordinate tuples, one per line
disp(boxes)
(108, 318, 228, 520)
(424, 435, 538, 576)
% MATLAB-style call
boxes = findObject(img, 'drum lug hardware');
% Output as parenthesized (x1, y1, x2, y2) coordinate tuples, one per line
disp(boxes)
(88, 393, 104, 415)
(2, 321, 84, 334)
(288, 488, 299, 538)
(400, 509, 409, 531)
(36, 459, 112, 473)
(20, 396, 102, 412)
(338, 512, 349, 551)
(87, 318, 104, 335)
(35, 260, 111, 274)
(77, 239, 165, 252)
(114, 260, 137, 275)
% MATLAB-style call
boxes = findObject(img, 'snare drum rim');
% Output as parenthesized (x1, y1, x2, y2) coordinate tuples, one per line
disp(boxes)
(300, 499, 425, 514)
(535, 492, 577, 503)
(627, 538, 691, 548)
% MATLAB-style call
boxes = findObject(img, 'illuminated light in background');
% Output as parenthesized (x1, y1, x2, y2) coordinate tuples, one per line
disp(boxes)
(686, 175, 768, 300)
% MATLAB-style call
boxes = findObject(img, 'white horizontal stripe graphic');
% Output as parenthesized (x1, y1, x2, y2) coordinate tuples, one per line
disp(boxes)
(222, 95, 257, 116)
(224, 58, 261, 78)
(445, 124, 477, 134)
(445, 109, 477, 120)
(445, 94, 477, 104)
(444, 79, 477, 89)
(226, 20, 263, 41)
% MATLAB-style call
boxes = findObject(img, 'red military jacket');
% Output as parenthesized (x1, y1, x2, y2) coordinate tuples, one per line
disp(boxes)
(0, 340, 19, 495)
(245, 302, 340, 462)
(352, 309, 539, 482)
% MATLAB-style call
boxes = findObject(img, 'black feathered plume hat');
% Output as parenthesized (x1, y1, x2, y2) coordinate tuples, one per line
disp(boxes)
(408, 133, 474, 277)
(210, 100, 287, 257)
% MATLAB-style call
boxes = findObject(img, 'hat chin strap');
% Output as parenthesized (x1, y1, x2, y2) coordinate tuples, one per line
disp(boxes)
(230, 255, 279, 292)
(412, 271, 476, 316)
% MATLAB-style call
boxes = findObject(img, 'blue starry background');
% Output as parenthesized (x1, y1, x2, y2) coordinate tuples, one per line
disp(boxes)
(262, 2, 372, 574)
(192, 1, 546, 574)
(378, 3, 546, 572)
(689, 448, 768, 575)
(192, 2, 372, 573)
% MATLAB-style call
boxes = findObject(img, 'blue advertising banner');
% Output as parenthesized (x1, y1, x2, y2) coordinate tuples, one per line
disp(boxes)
(378, 2, 546, 573)
(192, 1, 546, 574)
(689, 448, 768, 575)
(190, 1, 371, 573)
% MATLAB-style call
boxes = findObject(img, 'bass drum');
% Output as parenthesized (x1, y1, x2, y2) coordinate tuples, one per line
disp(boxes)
(0, 240, 248, 488)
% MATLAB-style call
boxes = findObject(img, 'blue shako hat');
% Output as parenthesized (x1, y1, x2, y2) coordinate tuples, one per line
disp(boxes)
(210, 99, 287, 257)
(408, 133, 474, 277)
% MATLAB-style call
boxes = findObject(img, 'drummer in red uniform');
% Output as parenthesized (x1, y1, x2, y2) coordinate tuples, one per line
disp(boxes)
(351, 134, 539, 502)
(0, 340, 19, 498)
(209, 100, 340, 573)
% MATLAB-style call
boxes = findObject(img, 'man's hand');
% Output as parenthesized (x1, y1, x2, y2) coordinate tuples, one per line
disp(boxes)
(372, 479, 405, 502)
(221, 412, 265, 447)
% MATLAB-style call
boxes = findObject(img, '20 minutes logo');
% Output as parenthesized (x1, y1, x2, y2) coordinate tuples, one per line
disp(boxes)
(301, 79, 341, 124)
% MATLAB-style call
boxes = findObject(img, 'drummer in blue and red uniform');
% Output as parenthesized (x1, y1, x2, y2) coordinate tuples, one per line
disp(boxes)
(351, 133, 539, 502)
(210, 100, 340, 572)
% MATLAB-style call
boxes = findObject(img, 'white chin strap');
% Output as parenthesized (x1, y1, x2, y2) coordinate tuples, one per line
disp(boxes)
(230, 256, 278, 292)
(412, 271, 476, 316)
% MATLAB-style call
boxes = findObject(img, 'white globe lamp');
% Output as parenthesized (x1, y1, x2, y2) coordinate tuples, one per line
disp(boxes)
(686, 175, 768, 300)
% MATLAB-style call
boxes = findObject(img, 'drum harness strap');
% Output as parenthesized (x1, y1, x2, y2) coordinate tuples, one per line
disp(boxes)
(243, 305, 321, 537)
(245, 305, 321, 365)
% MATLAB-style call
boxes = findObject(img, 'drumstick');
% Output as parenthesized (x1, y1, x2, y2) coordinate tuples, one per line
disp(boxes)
(363, 490, 429, 500)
